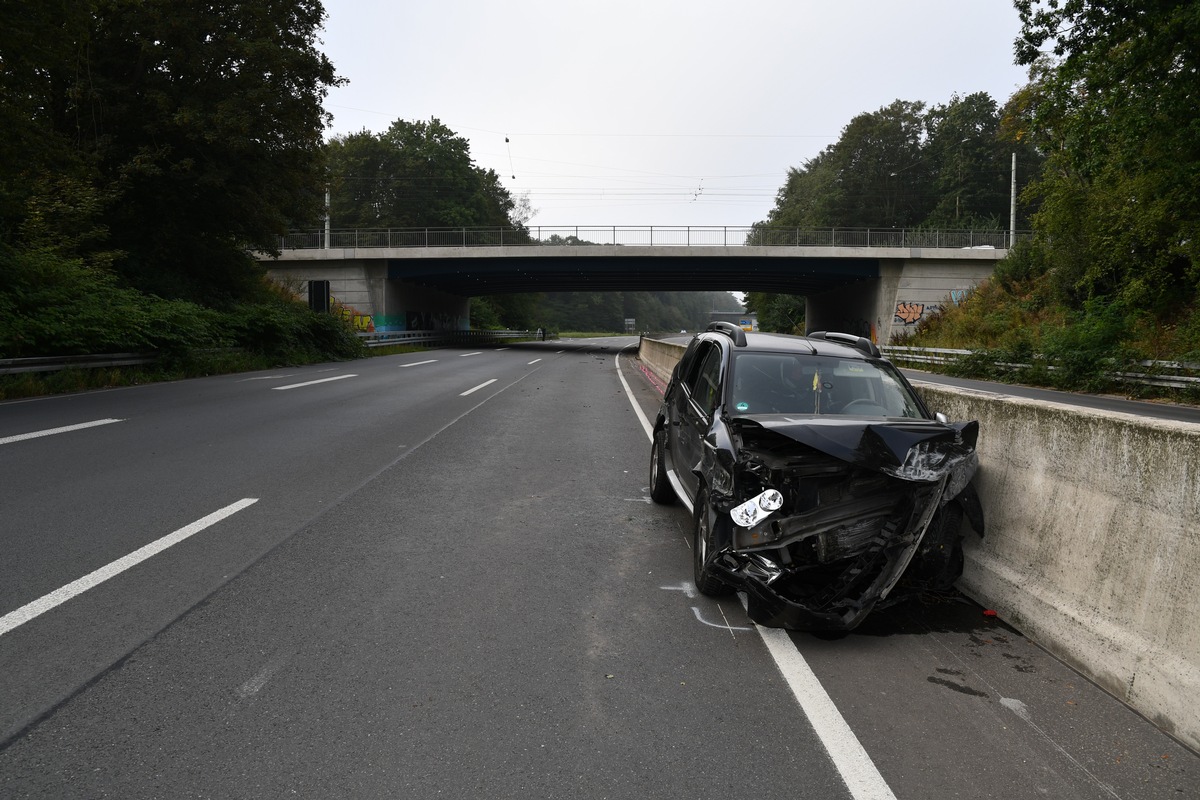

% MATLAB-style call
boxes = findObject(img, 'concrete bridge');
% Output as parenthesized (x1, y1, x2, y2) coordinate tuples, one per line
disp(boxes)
(260, 226, 1022, 341)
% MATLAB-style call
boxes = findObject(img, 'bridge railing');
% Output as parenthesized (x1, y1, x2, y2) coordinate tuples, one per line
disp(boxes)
(278, 226, 1031, 251)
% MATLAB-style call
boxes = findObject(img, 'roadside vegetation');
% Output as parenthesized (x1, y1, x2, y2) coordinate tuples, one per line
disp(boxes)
(748, 3, 1199, 398)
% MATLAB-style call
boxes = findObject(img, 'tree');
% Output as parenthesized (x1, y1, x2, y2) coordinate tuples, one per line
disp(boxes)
(1014, 1, 1200, 310)
(825, 100, 933, 228)
(326, 118, 520, 230)
(25, 0, 344, 303)
(743, 292, 805, 334)
(753, 100, 935, 233)
(923, 93, 1010, 228)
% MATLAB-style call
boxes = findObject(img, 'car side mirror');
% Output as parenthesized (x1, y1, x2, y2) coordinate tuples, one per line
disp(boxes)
(935, 412, 949, 424)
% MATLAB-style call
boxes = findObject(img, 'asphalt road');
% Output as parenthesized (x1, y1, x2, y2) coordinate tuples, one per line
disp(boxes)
(0, 337, 1195, 799)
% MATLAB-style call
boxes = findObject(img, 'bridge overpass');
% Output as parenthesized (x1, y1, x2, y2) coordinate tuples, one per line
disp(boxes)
(260, 226, 1021, 341)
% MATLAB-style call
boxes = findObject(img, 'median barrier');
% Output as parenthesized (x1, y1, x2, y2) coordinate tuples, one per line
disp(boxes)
(638, 337, 1200, 751)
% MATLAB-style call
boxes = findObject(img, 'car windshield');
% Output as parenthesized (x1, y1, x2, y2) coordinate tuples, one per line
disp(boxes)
(728, 352, 925, 418)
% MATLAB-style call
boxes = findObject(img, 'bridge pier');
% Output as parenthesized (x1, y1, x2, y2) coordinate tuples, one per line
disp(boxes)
(806, 257, 997, 344)
(265, 260, 470, 333)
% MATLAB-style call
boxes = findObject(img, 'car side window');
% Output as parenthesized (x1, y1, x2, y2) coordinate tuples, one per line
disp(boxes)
(686, 344, 723, 417)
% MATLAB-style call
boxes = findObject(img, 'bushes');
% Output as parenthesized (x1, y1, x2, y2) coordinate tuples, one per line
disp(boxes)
(0, 244, 364, 366)
(0, 245, 222, 358)
(225, 295, 365, 362)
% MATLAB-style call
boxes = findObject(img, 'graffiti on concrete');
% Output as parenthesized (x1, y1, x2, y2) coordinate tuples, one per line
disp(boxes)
(332, 299, 374, 332)
(949, 289, 969, 305)
(894, 302, 925, 325)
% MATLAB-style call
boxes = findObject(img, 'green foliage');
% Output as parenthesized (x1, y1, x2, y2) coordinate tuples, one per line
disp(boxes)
(0, 243, 363, 367)
(755, 96, 1039, 235)
(0, 0, 340, 304)
(225, 295, 365, 362)
(0, 244, 220, 358)
(531, 291, 737, 333)
(744, 292, 805, 334)
(1014, 2, 1200, 313)
(326, 119, 524, 231)
(469, 297, 504, 330)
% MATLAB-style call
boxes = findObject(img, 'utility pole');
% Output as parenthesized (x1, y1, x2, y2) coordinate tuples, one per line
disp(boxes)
(324, 185, 333, 250)
(1010, 153, 1017, 248)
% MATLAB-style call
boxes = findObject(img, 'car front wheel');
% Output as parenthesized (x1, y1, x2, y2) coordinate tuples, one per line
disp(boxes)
(693, 487, 733, 596)
(649, 428, 675, 505)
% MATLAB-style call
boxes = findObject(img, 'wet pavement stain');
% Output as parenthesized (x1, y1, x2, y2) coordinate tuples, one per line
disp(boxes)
(927, 676, 989, 697)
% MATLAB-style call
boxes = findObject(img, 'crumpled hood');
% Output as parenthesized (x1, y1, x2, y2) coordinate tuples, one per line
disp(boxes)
(729, 414, 979, 484)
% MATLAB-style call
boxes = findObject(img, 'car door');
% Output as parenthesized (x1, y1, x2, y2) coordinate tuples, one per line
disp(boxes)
(674, 341, 723, 503)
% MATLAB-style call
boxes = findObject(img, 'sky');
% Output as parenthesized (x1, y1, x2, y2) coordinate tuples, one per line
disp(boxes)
(316, 0, 1030, 231)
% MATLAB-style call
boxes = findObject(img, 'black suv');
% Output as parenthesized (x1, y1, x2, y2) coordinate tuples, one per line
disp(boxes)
(650, 323, 982, 631)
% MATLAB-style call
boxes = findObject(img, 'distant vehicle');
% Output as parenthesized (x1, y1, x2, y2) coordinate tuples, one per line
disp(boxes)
(649, 323, 983, 631)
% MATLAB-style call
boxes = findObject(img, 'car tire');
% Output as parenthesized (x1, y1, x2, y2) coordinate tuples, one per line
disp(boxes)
(693, 487, 733, 596)
(649, 428, 675, 505)
(912, 503, 965, 590)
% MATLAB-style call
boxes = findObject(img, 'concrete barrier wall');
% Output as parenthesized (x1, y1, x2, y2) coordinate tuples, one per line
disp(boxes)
(638, 338, 1200, 751)
(916, 384, 1200, 752)
(638, 337, 686, 384)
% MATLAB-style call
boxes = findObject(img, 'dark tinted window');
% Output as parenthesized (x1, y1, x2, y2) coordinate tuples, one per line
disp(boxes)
(686, 344, 723, 416)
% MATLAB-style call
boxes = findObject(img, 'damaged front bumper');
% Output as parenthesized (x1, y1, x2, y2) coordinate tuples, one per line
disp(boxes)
(704, 416, 982, 631)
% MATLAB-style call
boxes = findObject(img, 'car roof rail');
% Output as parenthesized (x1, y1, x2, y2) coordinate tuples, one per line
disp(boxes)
(806, 330, 881, 358)
(705, 321, 748, 347)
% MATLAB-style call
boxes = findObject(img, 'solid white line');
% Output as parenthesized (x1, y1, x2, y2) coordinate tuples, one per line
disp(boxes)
(399, 360, 438, 368)
(459, 352, 482, 357)
(460, 379, 497, 396)
(614, 351, 653, 439)
(0, 498, 259, 638)
(528, 358, 543, 365)
(614, 345, 896, 800)
(271, 374, 356, 391)
(756, 625, 897, 799)
(0, 418, 125, 446)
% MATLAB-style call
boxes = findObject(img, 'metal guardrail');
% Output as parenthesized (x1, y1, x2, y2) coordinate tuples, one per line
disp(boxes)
(0, 353, 156, 375)
(359, 329, 536, 347)
(882, 346, 1200, 390)
(279, 226, 1030, 251)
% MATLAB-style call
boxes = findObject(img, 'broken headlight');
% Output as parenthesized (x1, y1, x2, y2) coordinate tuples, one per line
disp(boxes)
(730, 488, 784, 527)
